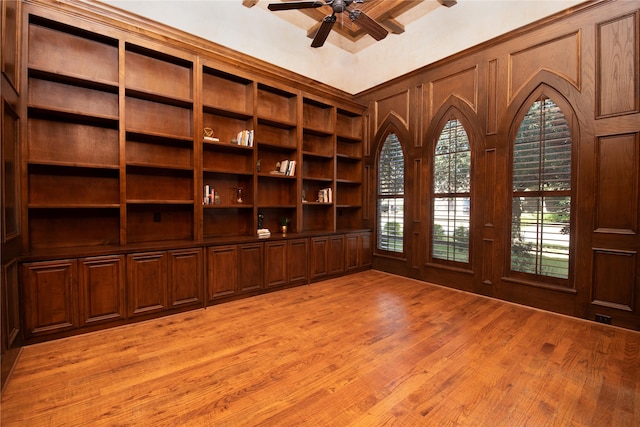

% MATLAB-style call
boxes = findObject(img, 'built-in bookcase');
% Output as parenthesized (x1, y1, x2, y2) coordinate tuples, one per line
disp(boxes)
(22, 12, 365, 252)
(336, 109, 364, 230)
(201, 66, 256, 237)
(302, 97, 335, 232)
(124, 43, 196, 244)
(25, 16, 120, 249)
(256, 83, 299, 233)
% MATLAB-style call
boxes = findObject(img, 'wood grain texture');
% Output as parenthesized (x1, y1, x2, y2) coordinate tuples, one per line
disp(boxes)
(2, 270, 638, 426)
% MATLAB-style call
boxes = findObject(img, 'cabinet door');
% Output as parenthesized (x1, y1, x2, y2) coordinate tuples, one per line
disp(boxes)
(2, 261, 20, 348)
(238, 243, 263, 293)
(345, 234, 360, 271)
(264, 241, 287, 289)
(207, 245, 238, 301)
(328, 235, 345, 275)
(127, 252, 168, 317)
(79, 255, 125, 325)
(22, 259, 77, 337)
(310, 237, 328, 280)
(288, 238, 309, 285)
(168, 248, 203, 308)
(360, 232, 372, 268)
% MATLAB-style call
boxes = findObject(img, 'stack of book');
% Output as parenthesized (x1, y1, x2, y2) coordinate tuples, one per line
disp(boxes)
(235, 129, 254, 147)
(318, 187, 332, 203)
(257, 228, 271, 239)
(269, 159, 296, 176)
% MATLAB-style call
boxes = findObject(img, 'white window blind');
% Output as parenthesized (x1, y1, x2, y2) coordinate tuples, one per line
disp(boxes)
(432, 119, 471, 263)
(511, 97, 572, 279)
(377, 134, 404, 253)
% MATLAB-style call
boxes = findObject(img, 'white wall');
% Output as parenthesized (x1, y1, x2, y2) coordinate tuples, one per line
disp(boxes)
(101, 0, 586, 94)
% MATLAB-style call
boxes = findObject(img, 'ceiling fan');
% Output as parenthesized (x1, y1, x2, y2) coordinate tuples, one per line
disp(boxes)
(267, 0, 388, 48)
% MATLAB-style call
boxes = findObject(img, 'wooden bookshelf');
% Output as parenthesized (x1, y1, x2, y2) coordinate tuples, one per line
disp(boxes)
(17, 3, 369, 343)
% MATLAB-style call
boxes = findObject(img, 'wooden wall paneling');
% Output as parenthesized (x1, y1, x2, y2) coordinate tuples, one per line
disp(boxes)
(484, 148, 496, 227)
(2, 98, 20, 242)
(79, 255, 125, 325)
(412, 84, 425, 148)
(594, 133, 638, 234)
(2, 260, 20, 349)
(596, 12, 639, 118)
(430, 66, 478, 114)
(127, 251, 168, 317)
(486, 59, 498, 135)
(2, 0, 21, 92)
(508, 31, 581, 103)
(375, 90, 409, 135)
(591, 248, 636, 313)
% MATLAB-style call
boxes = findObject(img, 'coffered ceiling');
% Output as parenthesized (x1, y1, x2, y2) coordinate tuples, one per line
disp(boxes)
(253, 0, 448, 49)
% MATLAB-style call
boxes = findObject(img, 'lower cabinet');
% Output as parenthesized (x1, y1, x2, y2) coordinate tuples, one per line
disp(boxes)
(128, 248, 203, 317)
(19, 232, 368, 341)
(207, 243, 263, 302)
(310, 235, 345, 282)
(22, 259, 78, 337)
(168, 248, 203, 308)
(346, 232, 372, 272)
(265, 238, 308, 289)
(79, 255, 125, 325)
(127, 252, 168, 317)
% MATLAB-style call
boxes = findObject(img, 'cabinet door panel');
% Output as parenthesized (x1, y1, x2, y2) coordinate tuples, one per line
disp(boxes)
(207, 246, 238, 301)
(288, 239, 309, 285)
(238, 243, 263, 293)
(328, 235, 345, 275)
(79, 255, 125, 325)
(360, 233, 372, 268)
(23, 260, 77, 336)
(310, 237, 328, 280)
(127, 252, 167, 317)
(265, 241, 287, 288)
(346, 234, 359, 271)
(169, 249, 203, 308)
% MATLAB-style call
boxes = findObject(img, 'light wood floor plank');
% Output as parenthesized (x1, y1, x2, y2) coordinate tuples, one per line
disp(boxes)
(2, 270, 639, 426)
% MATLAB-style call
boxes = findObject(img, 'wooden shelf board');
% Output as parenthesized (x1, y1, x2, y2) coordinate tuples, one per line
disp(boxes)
(27, 66, 119, 91)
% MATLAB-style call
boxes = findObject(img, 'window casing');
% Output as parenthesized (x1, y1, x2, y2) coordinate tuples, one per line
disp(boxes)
(511, 96, 572, 282)
(432, 119, 471, 264)
(377, 133, 404, 253)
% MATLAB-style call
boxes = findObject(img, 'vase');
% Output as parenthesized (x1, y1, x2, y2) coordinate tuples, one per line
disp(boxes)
(281, 225, 287, 234)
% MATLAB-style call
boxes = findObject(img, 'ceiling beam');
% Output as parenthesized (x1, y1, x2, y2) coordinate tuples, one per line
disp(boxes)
(437, 0, 457, 8)
(381, 18, 404, 34)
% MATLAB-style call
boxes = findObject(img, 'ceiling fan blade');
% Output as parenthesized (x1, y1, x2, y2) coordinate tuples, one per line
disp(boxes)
(311, 15, 336, 48)
(268, 1, 325, 11)
(349, 9, 388, 41)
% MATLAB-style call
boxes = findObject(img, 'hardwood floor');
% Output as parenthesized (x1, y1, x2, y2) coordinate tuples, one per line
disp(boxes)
(2, 270, 639, 426)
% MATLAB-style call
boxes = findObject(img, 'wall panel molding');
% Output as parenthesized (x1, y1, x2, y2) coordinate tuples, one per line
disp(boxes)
(596, 11, 639, 118)
(508, 31, 581, 102)
(592, 248, 636, 312)
(594, 133, 639, 234)
(430, 66, 478, 114)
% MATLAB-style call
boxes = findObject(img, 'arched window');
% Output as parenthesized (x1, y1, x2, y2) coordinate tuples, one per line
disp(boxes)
(432, 119, 471, 263)
(511, 96, 572, 281)
(377, 133, 404, 253)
